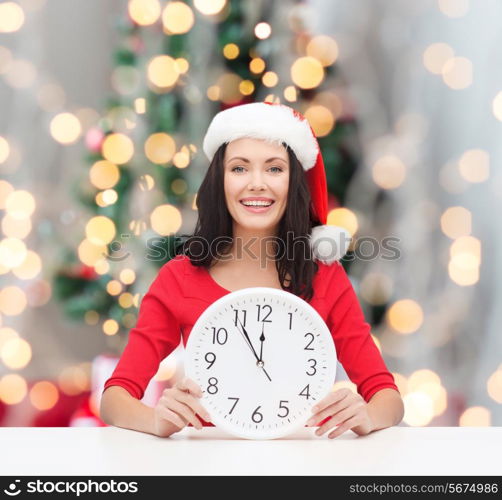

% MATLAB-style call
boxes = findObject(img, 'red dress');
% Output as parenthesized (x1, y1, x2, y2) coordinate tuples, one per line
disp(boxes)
(103, 255, 399, 427)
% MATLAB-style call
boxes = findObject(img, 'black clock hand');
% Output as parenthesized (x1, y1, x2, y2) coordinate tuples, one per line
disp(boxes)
(236, 317, 261, 360)
(259, 322, 265, 362)
(235, 318, 272, 382)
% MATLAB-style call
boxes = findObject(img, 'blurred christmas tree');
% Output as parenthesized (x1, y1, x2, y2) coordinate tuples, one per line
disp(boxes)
(53, 0, 361, 336)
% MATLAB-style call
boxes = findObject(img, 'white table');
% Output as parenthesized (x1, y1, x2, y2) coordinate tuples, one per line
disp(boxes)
(0, 426, 500, 476)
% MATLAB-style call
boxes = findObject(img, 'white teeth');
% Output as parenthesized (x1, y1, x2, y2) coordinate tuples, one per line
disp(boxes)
(241, 201, 273, 207)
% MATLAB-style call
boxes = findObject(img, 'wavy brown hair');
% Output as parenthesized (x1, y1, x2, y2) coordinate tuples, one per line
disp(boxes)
(175, 141, 321, 301)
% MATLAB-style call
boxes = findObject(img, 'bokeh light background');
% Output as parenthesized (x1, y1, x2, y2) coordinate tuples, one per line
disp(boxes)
(0, 0, 501, 428)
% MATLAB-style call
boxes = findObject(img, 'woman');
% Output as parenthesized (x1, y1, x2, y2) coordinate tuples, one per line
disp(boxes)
(100, 102, 404, 439)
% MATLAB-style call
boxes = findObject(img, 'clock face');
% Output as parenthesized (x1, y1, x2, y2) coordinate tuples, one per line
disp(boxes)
(184, 287, 337, 439)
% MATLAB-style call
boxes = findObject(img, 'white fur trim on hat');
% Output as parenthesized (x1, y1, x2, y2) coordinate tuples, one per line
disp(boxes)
(203, 102, 319, 170)
(310, 225, 351, 264)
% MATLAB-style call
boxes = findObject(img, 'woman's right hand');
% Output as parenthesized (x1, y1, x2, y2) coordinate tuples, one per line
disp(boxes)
(153, 377, 211, 437)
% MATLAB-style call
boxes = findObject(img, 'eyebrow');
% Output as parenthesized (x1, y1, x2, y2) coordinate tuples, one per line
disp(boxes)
(226, 156, 288, 164)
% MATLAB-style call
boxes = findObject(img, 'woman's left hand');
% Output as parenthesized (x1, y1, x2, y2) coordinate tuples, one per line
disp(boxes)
(306, 388, 374, 439)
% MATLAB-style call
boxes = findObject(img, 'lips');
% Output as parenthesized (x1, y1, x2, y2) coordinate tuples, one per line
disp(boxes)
(239, 198, 275, 205)
(239, 201, 275, 206)
(239, 200, 275, 213)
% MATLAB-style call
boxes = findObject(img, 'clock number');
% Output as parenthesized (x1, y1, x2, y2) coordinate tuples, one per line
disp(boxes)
(211, 327, 228, 345)
(227, 397, 239, 415)
(277, 400, 289, 418)
(299, 384, 311, 399)
(304, 333, 315, 350)
(256, 304, 272, 323)
(306, 359, 317, 376)
(233, 309, 247, 328)
(251, 406, 264, 423)
(204, 352, 216, 370)
(207, 377, 219, 395)
(287, 312, 293, 330)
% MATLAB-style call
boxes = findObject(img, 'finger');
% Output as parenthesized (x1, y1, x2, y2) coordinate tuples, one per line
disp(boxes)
(315, 407, 357, 436)
(327, 406, 357, 429)
(307, 399, 350, 426)
(176, 391, 211, 422)
(167, 399, 203, 429)
(311, 388, 350, 415)
(158, 406, 186, 429)
(177, 377, 203, 397)
(328, 416, 360, 439)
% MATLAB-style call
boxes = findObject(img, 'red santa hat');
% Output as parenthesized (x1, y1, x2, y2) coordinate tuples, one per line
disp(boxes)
(202, 101, 351, 265)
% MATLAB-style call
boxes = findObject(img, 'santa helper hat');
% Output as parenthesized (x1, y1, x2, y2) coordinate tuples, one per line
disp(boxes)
(202, 101, 351, 265)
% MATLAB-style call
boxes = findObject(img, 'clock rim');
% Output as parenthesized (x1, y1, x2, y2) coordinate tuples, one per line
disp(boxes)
(184, 286, 337, 440)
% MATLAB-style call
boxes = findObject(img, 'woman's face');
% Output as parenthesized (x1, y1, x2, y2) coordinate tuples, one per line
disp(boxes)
(223, 137, 290, 234)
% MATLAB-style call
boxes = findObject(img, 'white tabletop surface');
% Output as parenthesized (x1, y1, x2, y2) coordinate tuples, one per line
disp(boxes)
(0, 426, 500, 476)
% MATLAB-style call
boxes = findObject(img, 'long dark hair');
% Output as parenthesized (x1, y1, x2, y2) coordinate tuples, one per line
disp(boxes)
(175, 141, 320, 302)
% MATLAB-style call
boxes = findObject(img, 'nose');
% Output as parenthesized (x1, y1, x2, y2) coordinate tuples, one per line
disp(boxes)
(247, 170, 266, 190)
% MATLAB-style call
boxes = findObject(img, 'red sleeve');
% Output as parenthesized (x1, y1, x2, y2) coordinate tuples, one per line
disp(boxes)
(326, 263, 399, 403)
(102, 263, 182, 400)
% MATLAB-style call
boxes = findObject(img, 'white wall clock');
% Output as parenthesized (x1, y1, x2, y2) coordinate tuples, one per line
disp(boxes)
(184, 287, 337, 439)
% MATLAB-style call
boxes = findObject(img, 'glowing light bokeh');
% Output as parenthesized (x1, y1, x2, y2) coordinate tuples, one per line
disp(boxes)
(442, 57, 473, 90)
(5, 190, 35, 219)
(438, 0, 470, 18)
(0, 286, 27, 316)
(150, 204, 182, 235)
(326, 207, 358, 237)
(147, 54, 180, 89)
(459, 406, 491, 426)
(89, 160, 120, 190)
(128, 0, 161, 25)
(458, 149, 489, 183)
(306, 35, 339, 66)
(103, 319, 119, 336)
(372, 155, 407, 189)
(291, 57, 324, 89)
(254, 22, 271, 40)
(101, 133, 134, 164)
(144, 133, 176, 164)
(403, 392, 435, 426)
(423, 43, 455, 74)
(1, 337, 32, 369)
(0, 2, 25, 33)
(387, 299, 424, 334)
(30, 381, 59, 410)
(0, 373, 27, 404)
(85, 216, 116, 246)
(194, 0, 226, 15)
(50, 113, 82, 145)
(304, 105, 334, 137)
(161, 1, 194, 34)
(440, 206, 472, 239)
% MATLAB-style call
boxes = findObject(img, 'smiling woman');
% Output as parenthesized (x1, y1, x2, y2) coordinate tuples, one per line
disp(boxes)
(224, 139, 290, 241)
(179, 135, 320, 301)
(227, 148, 288, 214)
(100, 102, 403, 440)
(176, 103, 351, 301)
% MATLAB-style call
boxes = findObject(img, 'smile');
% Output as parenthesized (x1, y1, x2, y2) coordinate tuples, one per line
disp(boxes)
(239, 200, 275, 213)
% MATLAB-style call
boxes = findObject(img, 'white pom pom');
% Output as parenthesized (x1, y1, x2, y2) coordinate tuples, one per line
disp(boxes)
(310, 225, 351, 264)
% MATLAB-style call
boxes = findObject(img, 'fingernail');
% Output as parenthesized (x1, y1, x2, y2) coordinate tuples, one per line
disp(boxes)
(307, 419, 315, 427)
(315, 429, 322, 436)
